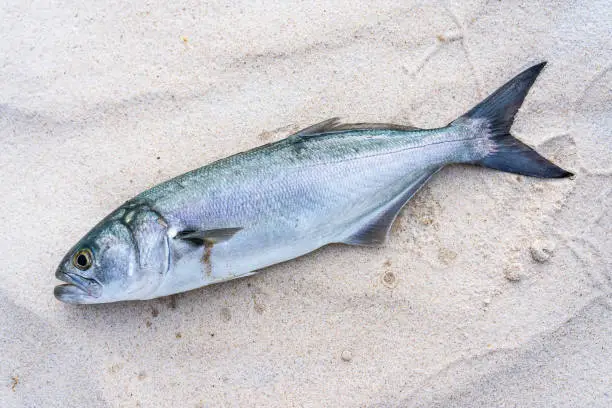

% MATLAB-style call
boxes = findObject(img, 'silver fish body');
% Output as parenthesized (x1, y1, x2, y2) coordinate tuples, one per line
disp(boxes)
(54, 63, 571, 304)
(137, 124, 486, 298)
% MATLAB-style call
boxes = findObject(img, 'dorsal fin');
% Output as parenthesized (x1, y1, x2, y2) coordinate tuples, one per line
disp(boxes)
(330, 122, 421, 132)
(290, 117, 342, 138)
(289, 118, 421, 140)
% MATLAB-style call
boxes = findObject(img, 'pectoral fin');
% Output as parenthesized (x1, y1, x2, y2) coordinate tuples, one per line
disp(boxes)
(175, 227, 243, 245)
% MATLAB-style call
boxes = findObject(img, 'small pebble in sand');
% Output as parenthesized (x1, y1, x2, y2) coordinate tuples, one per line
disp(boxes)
(437, 247, 457, 265)
(530, 240, 556, 263)
(381, 271, 398, 289)
(341, 350, 352, 362)
(220, 307, 232, 322)
(253, 299, 266, 314)
(504, 263, 524, 282)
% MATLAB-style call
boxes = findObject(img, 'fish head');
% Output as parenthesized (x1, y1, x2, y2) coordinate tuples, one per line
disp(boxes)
(54, 204, 169, 304)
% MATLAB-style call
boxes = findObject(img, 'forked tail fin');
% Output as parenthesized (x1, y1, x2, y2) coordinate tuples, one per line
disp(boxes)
(452, 62, 572, 178)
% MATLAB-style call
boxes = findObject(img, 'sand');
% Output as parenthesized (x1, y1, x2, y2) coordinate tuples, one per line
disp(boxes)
(1, 1, 610, 407)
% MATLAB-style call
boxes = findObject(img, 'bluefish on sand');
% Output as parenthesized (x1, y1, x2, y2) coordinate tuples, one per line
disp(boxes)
(55, 62, 572, 304)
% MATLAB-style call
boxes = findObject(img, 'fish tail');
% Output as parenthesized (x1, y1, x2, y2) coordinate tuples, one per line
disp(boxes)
(452, 62, 572, 178)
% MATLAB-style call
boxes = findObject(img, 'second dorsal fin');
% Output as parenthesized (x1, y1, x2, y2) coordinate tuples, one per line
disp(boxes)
(289, 117, 421, 140)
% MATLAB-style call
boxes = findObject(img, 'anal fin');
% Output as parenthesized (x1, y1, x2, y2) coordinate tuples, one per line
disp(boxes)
(341, 168, 441, 246)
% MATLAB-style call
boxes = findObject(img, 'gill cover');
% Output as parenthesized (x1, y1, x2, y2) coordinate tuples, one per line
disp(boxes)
(122, 203, 170, 299)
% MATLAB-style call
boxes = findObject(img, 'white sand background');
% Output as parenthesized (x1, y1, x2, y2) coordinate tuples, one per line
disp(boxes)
(1, 1, 610, 407)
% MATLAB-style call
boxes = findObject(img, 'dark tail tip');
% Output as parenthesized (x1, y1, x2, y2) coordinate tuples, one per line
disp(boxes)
(481, 134, 573, 178)
(461, 62, 548, 133)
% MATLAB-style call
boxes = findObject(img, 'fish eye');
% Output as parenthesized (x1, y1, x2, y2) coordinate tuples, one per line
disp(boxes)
(73, 248, 93, 270)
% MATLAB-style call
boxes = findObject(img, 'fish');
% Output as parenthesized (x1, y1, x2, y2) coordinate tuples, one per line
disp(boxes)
(54, 62, 572, 304)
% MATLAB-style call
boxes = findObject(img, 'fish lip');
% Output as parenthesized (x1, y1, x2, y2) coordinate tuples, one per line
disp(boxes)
(55, 271, 102, 301)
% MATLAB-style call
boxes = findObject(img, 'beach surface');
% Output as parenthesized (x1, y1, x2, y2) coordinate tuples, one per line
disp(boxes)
(1, 1, 610, 407)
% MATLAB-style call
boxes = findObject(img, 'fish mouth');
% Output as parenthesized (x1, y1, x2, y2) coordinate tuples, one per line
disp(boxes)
(54, 271, 102, 304)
